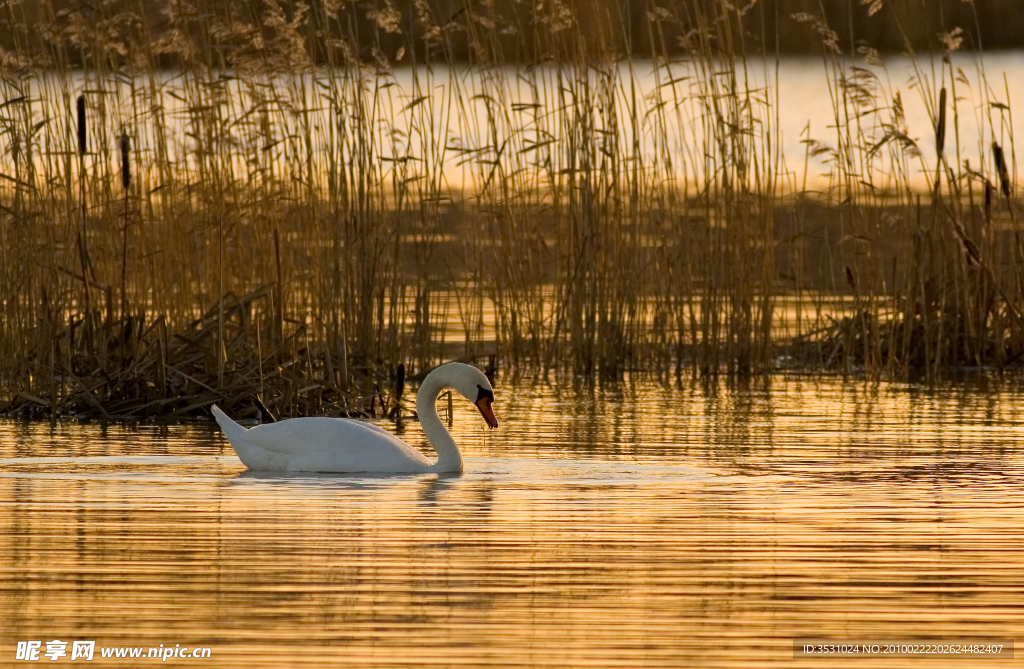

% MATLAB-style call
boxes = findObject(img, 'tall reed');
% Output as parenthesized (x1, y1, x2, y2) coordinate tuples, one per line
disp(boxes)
(0, 0, 1020, 419)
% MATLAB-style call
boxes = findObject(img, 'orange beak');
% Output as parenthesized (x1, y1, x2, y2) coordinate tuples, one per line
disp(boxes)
(476, 397, 499, 429)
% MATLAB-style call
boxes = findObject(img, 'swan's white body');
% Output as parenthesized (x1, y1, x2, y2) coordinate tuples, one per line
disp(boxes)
(212, 362, 497, 473)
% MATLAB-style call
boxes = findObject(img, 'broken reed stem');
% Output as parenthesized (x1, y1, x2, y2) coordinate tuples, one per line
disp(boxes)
(119, 133, 130, 325)
(77, 95, 91, 348)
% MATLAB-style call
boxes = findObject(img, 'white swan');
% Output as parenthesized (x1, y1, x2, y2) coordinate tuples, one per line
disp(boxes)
(211, 362, 497, 473)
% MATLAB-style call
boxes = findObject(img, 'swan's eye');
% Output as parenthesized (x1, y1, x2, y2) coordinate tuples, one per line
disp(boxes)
(476, 385, 494, 404)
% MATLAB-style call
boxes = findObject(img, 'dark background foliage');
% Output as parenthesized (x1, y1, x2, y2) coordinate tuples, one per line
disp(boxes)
(1, 0, 1021, 71)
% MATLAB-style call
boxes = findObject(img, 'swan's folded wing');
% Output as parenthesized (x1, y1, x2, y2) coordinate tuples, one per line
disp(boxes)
(239, 417, 430, 472)
(244, 417, 422, 457)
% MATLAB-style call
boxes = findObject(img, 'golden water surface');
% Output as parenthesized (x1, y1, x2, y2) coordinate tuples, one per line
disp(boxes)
(1, 374, 1023, 667)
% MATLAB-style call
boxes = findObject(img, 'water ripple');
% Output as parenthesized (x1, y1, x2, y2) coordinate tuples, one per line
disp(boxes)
(1, 375, 1023, 667)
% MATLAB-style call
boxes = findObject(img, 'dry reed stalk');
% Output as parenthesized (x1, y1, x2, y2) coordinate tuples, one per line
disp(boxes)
(2, 0, 1024, 419)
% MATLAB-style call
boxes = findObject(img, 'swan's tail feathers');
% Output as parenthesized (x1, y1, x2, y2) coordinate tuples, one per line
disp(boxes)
(212, 404, 277, 470)
(212, 404, 250, 446)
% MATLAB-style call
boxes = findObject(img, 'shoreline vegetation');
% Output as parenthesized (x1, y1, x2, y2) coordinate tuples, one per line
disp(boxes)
(1, 0, 1022, 420)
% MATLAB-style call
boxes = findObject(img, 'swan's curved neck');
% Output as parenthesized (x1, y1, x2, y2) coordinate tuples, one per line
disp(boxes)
(417, 372, 463, 473)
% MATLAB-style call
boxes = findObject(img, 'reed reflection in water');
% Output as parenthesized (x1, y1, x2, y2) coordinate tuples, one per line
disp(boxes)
(1, 375, 1023, 667)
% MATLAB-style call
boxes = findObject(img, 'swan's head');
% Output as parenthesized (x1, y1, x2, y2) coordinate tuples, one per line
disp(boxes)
(442, 362, 498, 429)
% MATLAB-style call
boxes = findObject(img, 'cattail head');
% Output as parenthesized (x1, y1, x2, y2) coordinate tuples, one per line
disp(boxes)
(76, 95, 87, 156)
(394, 363, 405, 403)
(993, 142, 1011, 198)
(935, 87, 946, 159)
(119, 133, 131, 191)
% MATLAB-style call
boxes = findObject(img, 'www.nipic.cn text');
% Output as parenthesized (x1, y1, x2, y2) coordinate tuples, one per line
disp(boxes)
(16, 641, 212, 662)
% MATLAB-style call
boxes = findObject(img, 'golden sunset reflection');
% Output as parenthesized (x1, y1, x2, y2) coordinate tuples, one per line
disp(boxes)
(1, 375, 1023, 667)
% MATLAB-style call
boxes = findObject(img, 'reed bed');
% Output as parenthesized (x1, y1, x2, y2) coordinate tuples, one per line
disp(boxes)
(0, 0, 1021, 419)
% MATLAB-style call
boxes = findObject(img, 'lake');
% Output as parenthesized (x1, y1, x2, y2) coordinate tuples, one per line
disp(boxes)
(2, 373, 1023, 667)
